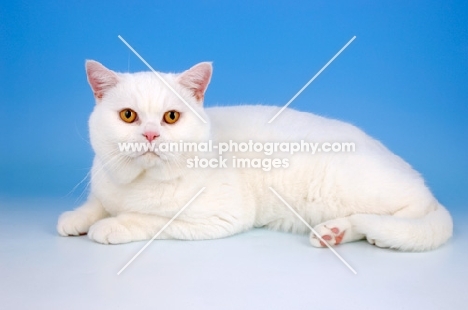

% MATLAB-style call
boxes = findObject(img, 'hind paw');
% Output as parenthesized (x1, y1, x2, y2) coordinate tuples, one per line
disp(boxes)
(366, 237, 390, 248)
(310, 224, 346, 247)
(310, 218, 365, 248)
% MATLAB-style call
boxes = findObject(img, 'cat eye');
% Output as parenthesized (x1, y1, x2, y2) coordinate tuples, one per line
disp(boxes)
(120, 109, 138, 123)
(163, 110, 180, 124)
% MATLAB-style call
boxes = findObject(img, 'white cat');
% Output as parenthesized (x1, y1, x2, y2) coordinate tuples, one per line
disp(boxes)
(57, 60, 453, 251)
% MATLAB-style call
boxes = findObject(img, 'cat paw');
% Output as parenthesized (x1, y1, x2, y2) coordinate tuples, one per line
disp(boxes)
(88, 218, 133, 244)
(366, 237, 389, 248)
(310, 224, 346, 248)
(310, 217, 365, 248)
(57, 211, 93, 236)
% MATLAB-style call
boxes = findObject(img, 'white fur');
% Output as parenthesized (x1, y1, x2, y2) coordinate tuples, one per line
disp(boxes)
(57, 61, 453, 251)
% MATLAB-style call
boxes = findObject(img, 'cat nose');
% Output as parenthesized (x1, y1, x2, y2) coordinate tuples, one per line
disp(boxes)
(143, 131, 159, 142)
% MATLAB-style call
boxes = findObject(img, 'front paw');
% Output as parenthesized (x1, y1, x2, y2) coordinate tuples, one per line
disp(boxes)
(57, 211, 93, 236)
(88, 218, 133, 244)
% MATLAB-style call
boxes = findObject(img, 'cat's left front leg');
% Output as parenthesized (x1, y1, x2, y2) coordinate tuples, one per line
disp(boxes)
(88, 212, 247, 244)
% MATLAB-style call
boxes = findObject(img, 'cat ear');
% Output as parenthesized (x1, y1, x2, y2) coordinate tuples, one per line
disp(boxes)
(178, 62, 212, 104)
(85, 60, 119, 102)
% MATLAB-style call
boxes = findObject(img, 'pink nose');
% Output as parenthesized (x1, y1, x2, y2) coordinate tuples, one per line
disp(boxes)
(143, 131, 159, 142)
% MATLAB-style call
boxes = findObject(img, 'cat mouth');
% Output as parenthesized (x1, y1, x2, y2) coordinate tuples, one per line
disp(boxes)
(141, 151, 160, 157)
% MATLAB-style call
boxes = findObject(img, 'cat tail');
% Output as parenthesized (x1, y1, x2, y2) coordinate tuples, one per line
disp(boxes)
(350, 203, 453, 251)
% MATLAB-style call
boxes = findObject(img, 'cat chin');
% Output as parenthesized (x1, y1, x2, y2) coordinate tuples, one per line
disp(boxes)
(135, 152, 162, 168)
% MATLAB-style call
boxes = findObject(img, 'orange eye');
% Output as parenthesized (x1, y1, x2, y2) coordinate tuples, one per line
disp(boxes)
(163, 110, 180, 124)
(120, 109, 137, 123)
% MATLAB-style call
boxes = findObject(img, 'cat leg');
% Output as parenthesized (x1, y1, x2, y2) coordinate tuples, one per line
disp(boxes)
(88, 212, 248, 244)
(57, 196, 109, 236)
(309, 217, 365, 247)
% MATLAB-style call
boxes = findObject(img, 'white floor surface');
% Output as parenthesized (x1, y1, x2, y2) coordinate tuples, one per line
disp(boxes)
(1, 197, 467, 310)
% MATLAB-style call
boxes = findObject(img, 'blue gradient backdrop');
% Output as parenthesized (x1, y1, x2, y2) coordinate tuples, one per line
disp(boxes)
(1, 1, 467, 210)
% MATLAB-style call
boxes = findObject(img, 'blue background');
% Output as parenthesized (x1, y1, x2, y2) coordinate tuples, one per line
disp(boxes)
(1, 1, 467, 210)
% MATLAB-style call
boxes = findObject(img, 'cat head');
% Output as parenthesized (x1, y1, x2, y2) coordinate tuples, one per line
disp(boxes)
(86, 60, 212, 181)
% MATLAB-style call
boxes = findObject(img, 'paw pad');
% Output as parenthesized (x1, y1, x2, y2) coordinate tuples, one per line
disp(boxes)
(311, 225, 346, 247)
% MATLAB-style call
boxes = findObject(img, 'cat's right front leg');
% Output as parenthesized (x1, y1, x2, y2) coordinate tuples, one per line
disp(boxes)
(87, 212, 250, 244)
(57, 196, 109, 236)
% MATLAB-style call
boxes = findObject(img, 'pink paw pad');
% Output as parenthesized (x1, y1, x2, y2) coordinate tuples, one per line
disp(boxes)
(318, 227, 346, 246)
(335, 231, 345, 245)
(319, 235, 332, 247)
(331, 227, 340, 234)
